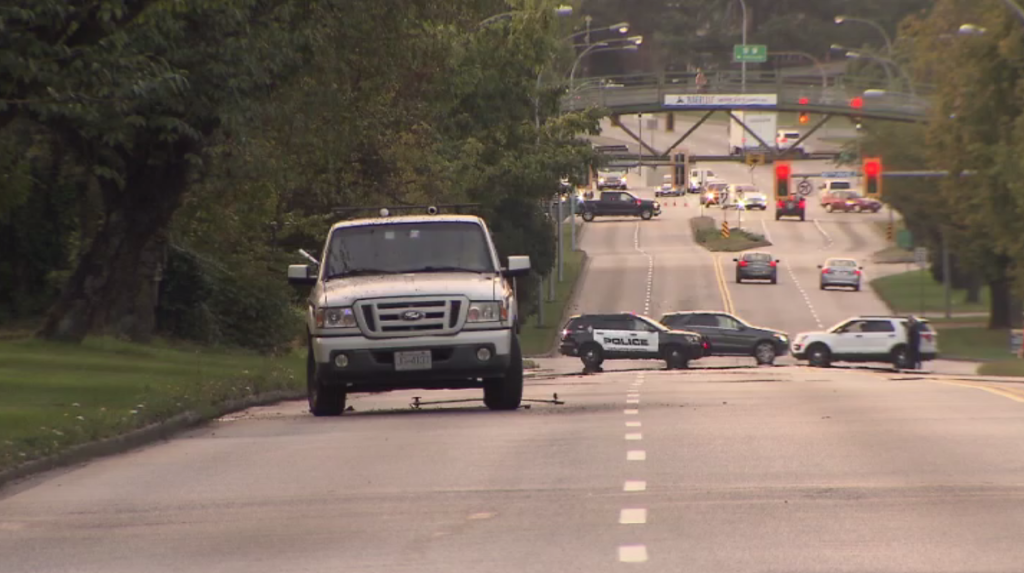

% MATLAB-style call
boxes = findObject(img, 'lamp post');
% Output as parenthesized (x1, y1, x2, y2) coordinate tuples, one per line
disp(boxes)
(738, 0, 748, 92)
(834, 15, 894, 56)
(999, 0, 1024, 23)
(568, 37, 643, 100)
(846, 51, 915, 95)
(479, 4, 572, 27)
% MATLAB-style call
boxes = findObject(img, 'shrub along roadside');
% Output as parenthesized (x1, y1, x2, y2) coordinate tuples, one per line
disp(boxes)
(690, 216, 772, 252)
(0, 337, 303, 475)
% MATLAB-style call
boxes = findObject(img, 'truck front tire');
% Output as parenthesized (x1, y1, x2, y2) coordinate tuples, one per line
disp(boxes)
(483, 335, 524, 411)
(308, 347, 346, 416)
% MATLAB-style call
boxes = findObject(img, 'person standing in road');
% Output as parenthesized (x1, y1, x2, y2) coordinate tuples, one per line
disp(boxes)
(906, 316, 922, 370)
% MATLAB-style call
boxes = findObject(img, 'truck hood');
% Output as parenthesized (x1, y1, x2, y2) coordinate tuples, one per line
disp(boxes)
(320, 272, 502, 307)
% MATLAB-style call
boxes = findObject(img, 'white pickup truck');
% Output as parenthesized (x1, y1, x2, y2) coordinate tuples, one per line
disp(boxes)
(288, 206, 532, 416)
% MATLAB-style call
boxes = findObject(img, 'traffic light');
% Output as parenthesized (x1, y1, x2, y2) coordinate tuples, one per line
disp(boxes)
(863, 157, 883, 198)
(775, 161, 792, 199)
(798, 112, 809, 124)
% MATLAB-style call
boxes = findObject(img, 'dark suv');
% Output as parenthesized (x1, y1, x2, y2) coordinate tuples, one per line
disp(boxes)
(658, 311, 790, 365)
(775, 196, 806, 221)
(559, 313, 708, 371)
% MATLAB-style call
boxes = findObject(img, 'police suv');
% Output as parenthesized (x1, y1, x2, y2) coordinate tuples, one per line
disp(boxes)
(288, 204, 531, 416)
(558, 313, 709, 370)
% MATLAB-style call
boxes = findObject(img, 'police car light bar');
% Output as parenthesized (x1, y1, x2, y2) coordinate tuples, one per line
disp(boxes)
(332, 203, 483, 218)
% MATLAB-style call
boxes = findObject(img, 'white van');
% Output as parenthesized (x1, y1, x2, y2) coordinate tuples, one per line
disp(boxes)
(776, 129, 807, 156)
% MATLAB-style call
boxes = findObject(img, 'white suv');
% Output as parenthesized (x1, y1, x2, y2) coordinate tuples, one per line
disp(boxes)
(791, 316, 938, 369)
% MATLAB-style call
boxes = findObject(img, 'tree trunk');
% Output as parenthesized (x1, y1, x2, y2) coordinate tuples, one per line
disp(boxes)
(965, 273, 982, 304)
(37, 152, 192, 343)
(988, 275, 1013, 329)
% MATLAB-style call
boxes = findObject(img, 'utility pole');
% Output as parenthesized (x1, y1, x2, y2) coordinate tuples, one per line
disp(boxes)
(557, 196, 564, 282)
(549, 198, 556, 301)
(739, 0, 748, 93)
(942, 230, 952, 319)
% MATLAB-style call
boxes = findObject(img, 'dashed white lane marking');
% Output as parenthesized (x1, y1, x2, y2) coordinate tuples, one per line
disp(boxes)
(760, 218, 773, 243)
(634, 222, 654, 315)
(627, 450, 646, 461)
(624, 409, 639, 415)
(619, 545, 649, 563)
(619, 508, 648, 524)
(626, 398, 640, 404)
(625, 433, 643, 441)
(813, 218, 834, 249)
(623, 480, 647, 492)
(626, 421, 642, 427)
(783, 263, 824, 329)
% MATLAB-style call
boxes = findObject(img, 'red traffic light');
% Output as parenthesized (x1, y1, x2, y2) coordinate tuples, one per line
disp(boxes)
(798, 97, 809, 105)
(775, 163, 791, 178)
(864, 158, 881, 177)
(850, 96, 864, 109)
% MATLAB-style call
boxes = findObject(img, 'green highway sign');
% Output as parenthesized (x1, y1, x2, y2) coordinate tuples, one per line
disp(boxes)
(733, 44, 767, 63)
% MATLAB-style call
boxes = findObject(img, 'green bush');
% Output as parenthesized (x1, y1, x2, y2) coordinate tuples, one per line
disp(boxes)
(157, 246, 301, 354)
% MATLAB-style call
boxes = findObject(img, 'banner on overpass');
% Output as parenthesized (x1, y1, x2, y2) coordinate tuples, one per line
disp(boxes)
(664, 94, 778, 107)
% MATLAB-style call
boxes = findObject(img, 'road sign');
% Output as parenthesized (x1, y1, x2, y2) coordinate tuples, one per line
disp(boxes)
(797, 180, 812, 196)
(745, 153, 766, 166)
(897, 229, 913, 250)
(733, 44, 767, 63)
(664, 94, 777, 107)
(820, 171, 858, 178)
(914, 247, 928, 267)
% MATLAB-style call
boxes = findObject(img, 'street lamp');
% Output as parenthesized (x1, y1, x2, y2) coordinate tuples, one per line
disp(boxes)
(563, 21, 629, 42)
(959, 23, 988, 35)
(768, 51, 828, 87)
(845, 51, 915, 96)
(834, 15, 894, 56)
(568, 41, 641, 103)
(479, 4, 573, 27)
(1000, 0, 1024, 23)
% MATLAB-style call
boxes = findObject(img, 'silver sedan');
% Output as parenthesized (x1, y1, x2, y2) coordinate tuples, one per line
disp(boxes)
(818, 258, 863, 291)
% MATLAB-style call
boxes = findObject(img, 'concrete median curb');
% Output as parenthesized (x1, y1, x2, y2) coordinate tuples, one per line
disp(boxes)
(0, 389, 305, 492)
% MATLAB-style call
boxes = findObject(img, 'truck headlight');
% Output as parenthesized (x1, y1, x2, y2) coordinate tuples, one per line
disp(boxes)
(468, 301, 506, 323)
(315, 307, 357, 329)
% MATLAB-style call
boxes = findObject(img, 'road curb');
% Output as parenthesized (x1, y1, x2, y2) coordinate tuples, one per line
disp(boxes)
(0, 389, 304, 491)
(545, 249, 591, 357)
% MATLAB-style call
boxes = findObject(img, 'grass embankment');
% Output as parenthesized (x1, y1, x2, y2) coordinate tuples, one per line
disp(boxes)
(870, 268, 1024, 373)
(871, 220, 915, 264)
(0, 337, 303, 473)
(521, 220, 585, 356)
(690, 216, 772, 252)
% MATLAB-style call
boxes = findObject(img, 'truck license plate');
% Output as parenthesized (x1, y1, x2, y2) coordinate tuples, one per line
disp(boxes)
(395, 350, 432, 371)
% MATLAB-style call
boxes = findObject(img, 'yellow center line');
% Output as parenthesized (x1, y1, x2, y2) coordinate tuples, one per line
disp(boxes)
(927, 379, 1024, 404)
(712, 255, 735, 315)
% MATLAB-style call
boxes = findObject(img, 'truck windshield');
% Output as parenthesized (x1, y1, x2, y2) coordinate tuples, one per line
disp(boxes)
(325, 222, 497, 278)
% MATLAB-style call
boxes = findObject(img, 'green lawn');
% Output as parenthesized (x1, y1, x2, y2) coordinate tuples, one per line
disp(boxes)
(690, 216, 772, 252)
(521, 221, 585, 357)
(933, 327, 1016, 362)
(0, 337, 303, 472)
(978, 360, 1024, 377)
(870, 269, 990, 315)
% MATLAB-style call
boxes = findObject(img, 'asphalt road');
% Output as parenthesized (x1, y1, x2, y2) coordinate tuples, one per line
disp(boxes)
(4, 120, 1024, 573)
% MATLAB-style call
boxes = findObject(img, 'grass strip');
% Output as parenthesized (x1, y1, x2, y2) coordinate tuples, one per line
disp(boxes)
(690, 216, 772, 252)
(869, 269, 989, 315)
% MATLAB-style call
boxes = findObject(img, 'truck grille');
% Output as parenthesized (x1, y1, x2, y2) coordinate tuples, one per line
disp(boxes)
(354, 296, 469, 338)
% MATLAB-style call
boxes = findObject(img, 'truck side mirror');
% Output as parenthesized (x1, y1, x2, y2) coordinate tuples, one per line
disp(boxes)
(288, 264, 318, 286)
(504, 255, 531, 278)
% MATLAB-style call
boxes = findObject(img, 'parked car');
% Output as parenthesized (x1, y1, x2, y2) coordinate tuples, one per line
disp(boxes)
(791, 315, 938, 369)
(819, 257, 862, 290)
(735, 251, 779, 284)
(659, 311, 789, 365)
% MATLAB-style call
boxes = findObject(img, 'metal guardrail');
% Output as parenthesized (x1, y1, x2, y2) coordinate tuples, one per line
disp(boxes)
(560, 71, 933, 122)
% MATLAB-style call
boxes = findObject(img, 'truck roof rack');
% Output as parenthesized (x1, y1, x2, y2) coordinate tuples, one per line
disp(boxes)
(332, 203, 482, 218)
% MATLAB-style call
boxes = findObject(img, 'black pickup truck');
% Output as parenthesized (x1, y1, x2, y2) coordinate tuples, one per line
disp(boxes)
(579, 191, 662, 222)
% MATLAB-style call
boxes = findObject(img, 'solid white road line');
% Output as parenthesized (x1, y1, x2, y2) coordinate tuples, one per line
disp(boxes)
(760, 218, 773, 243)
(813, 218, 834, 248)
(619, 508, 648, 524)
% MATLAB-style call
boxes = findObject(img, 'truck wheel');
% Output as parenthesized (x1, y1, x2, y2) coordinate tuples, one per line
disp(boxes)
(663, 345, 689, 370)
(484, 335, 524, 410)
(582, 211, 595, 222)
(640, 209, 653, 220)
(807, 343, 831, 368)
(825, 204, 833, 213)
(580, 343, 604, 371)
(754, 341, 777, 365)
(307, 347, 345, 416)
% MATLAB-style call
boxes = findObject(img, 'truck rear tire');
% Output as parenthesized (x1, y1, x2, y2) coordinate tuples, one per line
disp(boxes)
(484, 335, 524, 411)
(307, 348, 345, 416)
